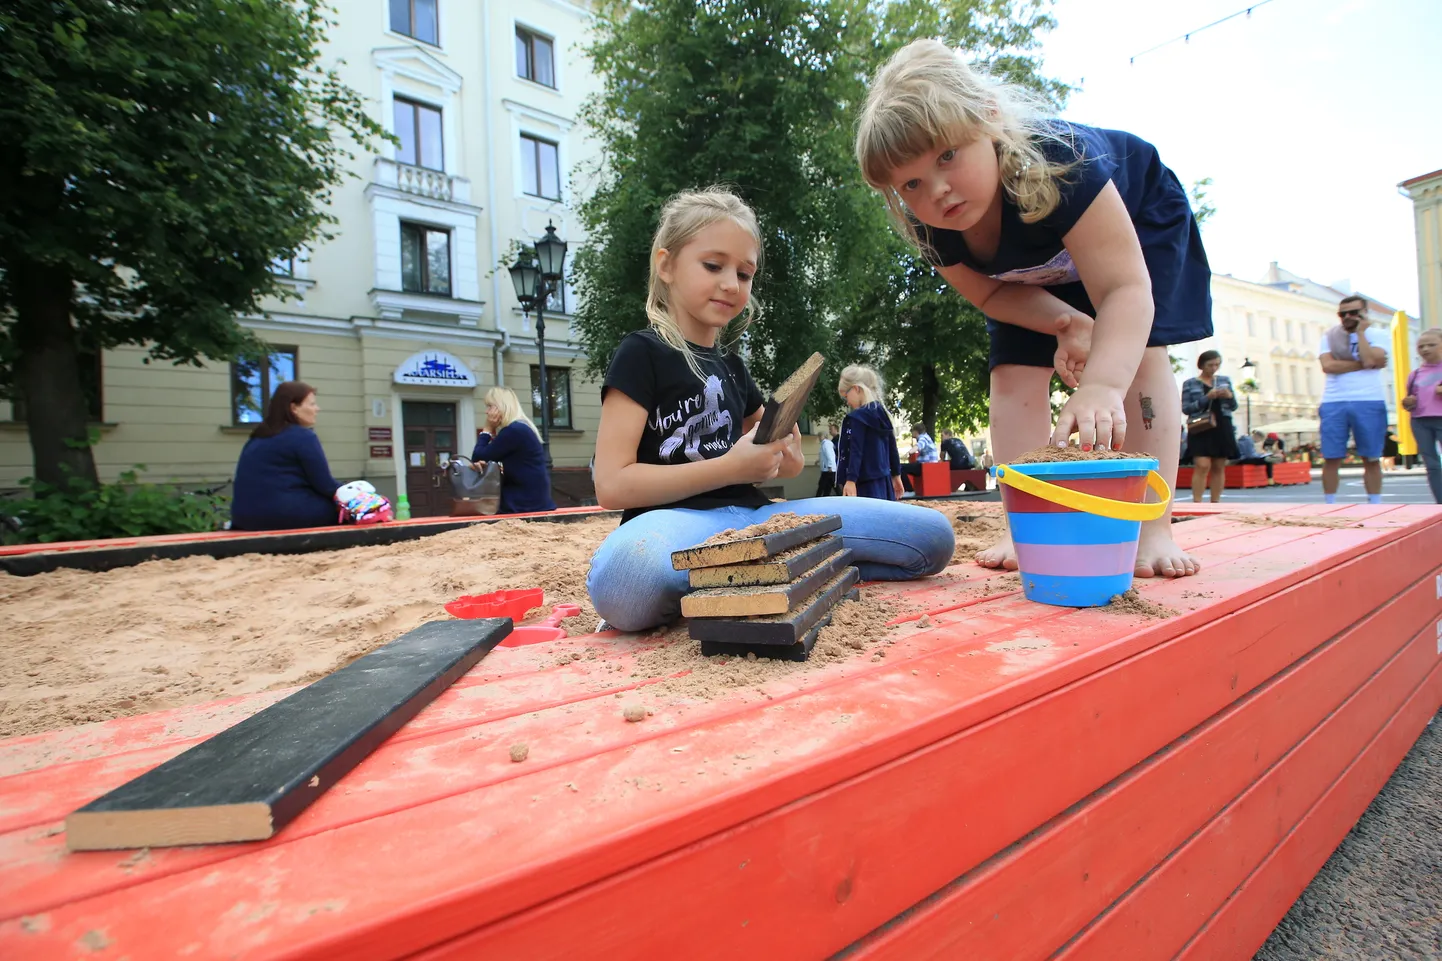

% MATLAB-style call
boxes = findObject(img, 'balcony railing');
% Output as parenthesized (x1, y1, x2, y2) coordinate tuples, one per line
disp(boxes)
(372, 158, 471, 205)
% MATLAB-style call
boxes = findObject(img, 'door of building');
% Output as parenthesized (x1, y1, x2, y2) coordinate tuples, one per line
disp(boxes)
(402, 401, 458, 517)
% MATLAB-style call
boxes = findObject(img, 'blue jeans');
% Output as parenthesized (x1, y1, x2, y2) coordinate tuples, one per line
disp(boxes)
(587, 498, 956, 632)
(1319, 400, 1387, 460)
(1412, 417, 1442, 504)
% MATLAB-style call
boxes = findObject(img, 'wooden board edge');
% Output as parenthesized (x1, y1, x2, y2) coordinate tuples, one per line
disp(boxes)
(687, 536, 844, 589)
(671, 515, 842, 571)
(687, 565, 859, 644)
(680, 549, 851, 619)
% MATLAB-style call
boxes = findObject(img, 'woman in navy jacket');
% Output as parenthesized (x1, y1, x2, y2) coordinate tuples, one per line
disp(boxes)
(470, 387, 556, 515)
(836, 365, 905, 501)
(231, 381, 342, 530)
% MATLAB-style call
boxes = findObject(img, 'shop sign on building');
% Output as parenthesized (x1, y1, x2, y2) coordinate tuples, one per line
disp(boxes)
(393, 351, 477, 388)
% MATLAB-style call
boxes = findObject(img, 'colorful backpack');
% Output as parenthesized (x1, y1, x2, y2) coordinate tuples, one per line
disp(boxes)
(334, 480, 394, 525)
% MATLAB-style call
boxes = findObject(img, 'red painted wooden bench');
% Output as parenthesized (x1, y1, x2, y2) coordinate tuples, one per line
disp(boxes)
(2, 504, 1439, 960)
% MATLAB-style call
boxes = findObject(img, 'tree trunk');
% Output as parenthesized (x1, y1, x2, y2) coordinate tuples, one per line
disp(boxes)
(920, 361, 940, 435)
(13, 260, 99, 489)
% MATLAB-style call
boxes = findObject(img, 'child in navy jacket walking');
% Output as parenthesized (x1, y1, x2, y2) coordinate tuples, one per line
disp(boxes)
(837, 365, 905, 501)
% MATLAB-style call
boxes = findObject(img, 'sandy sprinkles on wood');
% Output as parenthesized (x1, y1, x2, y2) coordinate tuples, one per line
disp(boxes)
(699, 512, 828, 547)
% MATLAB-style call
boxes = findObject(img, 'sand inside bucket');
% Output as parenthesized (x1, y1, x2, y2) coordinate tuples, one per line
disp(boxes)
(1009, 444, 1151, 464)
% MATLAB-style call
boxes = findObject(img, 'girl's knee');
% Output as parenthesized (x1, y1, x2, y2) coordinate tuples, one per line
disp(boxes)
(914, 507, 956, 575)
(586, 530, 682, 633)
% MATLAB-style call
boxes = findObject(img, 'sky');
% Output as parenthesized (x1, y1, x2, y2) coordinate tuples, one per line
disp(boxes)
(1036, 0, 1441, 316)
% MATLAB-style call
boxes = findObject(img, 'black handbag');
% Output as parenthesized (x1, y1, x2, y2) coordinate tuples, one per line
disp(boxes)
(444, 456, 502, 515)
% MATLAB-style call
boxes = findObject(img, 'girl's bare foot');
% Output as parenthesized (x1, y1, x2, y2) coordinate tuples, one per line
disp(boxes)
(1134, 521, 1199, 578)
(975, 532, 1019, 571)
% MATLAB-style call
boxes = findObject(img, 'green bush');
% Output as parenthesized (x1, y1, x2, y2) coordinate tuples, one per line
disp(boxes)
(0, 468, 229, 545)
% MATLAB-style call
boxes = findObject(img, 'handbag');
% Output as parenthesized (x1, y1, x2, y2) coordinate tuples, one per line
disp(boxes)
(1185, 410, 1217, 434)
(444, 456, 502, 515)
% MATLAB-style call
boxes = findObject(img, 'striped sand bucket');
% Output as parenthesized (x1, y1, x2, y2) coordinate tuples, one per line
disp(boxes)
(993, 458, 1171, 608)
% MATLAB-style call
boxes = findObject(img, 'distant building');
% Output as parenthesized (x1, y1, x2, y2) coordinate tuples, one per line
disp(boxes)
(1399, 168, 1442, 328)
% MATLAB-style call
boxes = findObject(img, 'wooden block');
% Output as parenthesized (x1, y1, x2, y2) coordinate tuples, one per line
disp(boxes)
(700, 589, 860, 661)
(681, 548, 852, 618)
(688, 566, 859, 646)
(754, 352, 824, 444)
(688, 535, 845, 589)
(64, 618, 511, 851)
(671, 514, 842, 570)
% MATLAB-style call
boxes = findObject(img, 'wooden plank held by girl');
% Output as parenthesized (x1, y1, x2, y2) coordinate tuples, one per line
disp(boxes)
(586, 188, 954, 633)
(856, 39, 1212, 579)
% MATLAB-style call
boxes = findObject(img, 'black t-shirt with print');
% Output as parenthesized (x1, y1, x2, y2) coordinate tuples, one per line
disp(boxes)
(602, 328, 769, 523)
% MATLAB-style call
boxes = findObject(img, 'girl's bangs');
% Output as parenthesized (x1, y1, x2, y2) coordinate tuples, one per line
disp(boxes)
(860, 100, 978, 187)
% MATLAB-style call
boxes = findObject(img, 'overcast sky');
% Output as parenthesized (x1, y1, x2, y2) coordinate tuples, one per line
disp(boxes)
(1036, 0, 1440, 316)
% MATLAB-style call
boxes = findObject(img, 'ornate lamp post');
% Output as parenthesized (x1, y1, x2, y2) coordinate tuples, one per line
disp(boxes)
(508, 222, 568, 466)
(1239, 356, 1258, 434)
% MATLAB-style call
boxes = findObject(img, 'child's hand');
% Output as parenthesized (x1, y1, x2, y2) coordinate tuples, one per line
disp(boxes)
(780, 424, 805, 475)
(725, 424, 785, 484)
(892, 476, 905, 498)
(1052, 384, 1127, 450)
(1053, 313, 1092, 389)
(1402, 394, 1417, 411)
(843, 480, 858, 497)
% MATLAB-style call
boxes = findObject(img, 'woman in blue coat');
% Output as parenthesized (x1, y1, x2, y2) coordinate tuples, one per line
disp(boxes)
(470, 387, 556, 514)
(836, 365, 905, 501)
(231, 381, 342, 530)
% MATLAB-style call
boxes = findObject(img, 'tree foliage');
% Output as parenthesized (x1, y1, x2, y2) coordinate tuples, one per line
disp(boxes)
(0, 0, 386, 486)
(572, 0, 1066, 435)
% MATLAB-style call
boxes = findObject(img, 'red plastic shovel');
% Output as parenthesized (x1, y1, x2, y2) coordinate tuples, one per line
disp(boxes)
(501, 604, 582, 647)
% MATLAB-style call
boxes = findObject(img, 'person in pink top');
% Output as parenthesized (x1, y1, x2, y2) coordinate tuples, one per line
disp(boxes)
(1401, 328, 1442, 503)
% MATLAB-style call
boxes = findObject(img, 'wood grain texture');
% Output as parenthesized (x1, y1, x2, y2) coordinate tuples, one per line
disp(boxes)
(64, 618, 510, 850)
(754, 352, 824, 444)
(670, 514, 842, 570)
(687, 535, 844, 589)
(699, 589, 861, 662)
(687, 565, 860, 645)
(680, 548, 853, 618)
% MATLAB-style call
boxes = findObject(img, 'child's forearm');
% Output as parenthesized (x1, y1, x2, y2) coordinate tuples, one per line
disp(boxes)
(595, 458, 741, 511)
(977, 284, 1087, 333)
(1081, 284, 1152, 390)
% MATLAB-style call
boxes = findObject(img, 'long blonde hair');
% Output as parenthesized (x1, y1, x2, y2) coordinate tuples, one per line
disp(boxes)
(856, 39, 1077, 248)
(839, 364, 885, 407)
(646, 187, 764, 382)
(483, 386, 541, 439)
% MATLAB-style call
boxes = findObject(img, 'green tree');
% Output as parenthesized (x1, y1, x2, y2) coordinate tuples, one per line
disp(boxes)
(0, 0, 386, 487)
(1189, 176, 1217, 227)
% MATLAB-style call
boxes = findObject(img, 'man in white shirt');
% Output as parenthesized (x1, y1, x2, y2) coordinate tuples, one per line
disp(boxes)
(816, 423, 838, 496)
(1317, 295, 1390, 504)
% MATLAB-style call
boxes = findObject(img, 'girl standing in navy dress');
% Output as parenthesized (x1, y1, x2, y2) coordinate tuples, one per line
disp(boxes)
(856, 39, 1212, 579)
(836, 364, 905, 501)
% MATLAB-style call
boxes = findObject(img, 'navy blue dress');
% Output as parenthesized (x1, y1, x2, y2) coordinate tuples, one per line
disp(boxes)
(231, 425, 341, 531)
(917, 121, 1214, 370)
(471, 422, 556, 515)
(838, 402, 902, 501)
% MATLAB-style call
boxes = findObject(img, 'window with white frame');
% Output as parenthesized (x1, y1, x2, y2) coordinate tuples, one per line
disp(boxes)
(390, 0, 438, 46)
(516, 27, 555, 87)
(394, 97, 444, 171)
(400, 222, 452, 295)
(520, 134, 561, 200)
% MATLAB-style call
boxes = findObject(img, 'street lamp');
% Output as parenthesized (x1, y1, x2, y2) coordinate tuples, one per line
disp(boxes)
(1240, 356, 1257, 434)
(508, 221, 568, 465)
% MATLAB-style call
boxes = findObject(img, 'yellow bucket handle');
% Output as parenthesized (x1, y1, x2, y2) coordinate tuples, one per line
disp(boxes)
(995, 465, 1172, 522)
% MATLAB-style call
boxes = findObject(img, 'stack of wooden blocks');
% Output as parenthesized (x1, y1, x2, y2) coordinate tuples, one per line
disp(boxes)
(672, 514, 859, 662)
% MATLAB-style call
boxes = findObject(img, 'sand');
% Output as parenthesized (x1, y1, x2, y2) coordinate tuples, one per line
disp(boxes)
(1010, 444, 1150, 464)
(699, 512, 828, 546)
(1, 502, 995, 739)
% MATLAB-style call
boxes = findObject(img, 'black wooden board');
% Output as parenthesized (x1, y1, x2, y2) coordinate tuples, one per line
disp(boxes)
(699, 589, 860, 661)
(671, 514, 843, 571)
(687, 535, 845, 589)
(754, 352, 824, 445)
(64, 618, 511, 851)
(0, 510, 620, 578)
(681, 548, 853, 618)
(687, 566, 860, 646)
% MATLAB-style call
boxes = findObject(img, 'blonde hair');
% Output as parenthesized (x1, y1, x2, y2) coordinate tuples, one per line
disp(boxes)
(839, 364, 885, 407)
(646, 187, 764, 381)
(483, 386, 541, 439)
(856, 39, 1077, 249)
(1418, 327, 1442, 345)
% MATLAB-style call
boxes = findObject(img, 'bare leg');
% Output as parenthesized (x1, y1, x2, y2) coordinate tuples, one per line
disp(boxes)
(1209, 458, 1226, 503)
(1322, 458, 1342, 495)
(976, 364, 1052, 570)
(1127, 348, 1200, 578)
(1363, 459, 1382, 495)
(1191, 456, 1211, 502)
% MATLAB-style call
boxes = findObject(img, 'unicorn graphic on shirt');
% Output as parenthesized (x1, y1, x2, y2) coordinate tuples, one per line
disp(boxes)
(659, 375, 733, 462)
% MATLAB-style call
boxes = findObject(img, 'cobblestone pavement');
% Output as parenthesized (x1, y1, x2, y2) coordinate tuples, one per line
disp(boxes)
(1253, 710, 1441, 960)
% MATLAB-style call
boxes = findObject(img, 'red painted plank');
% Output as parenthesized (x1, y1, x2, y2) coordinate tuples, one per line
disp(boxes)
(0, 512, 1435, 961)
(842, 577, 1442, 961)
(1174, 661, 1442, 961)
